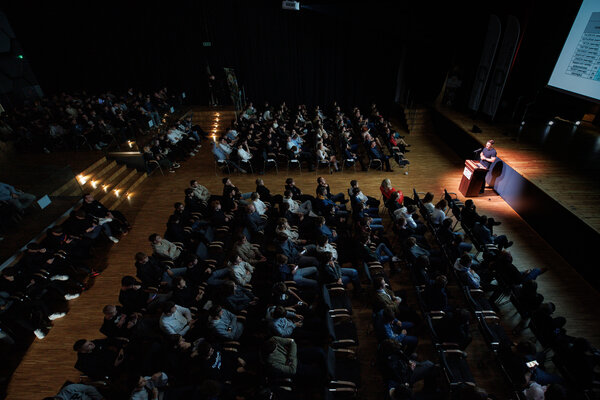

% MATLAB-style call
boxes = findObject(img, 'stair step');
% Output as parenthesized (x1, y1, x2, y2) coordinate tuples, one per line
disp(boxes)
(109, 172, 148, 210)
(51, 157, 108, 197)
(92, 162, 127, 197)
(99, 168, 137, 205)
(81, 156, 108, 176)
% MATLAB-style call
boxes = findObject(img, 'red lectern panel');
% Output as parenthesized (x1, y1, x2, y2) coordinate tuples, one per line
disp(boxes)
(459, 160, 488, 197)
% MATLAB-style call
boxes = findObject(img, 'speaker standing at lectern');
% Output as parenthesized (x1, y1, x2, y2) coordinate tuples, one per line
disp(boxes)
(478, 139, 496, 194)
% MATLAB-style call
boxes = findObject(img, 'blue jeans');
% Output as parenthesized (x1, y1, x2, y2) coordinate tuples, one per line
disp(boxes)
(341, 268, 360, 289)
(162, 267, 187, 286)
(522, 268, 542, 281)
(376, 243, 395, 263)
(366, 208, 380, 217)
(207, 268, 230, 286)
(294, 267, 318, 289)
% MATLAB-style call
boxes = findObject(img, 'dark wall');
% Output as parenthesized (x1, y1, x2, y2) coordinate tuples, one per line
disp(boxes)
(0, 0, 503, 109)
(1, 0, 408, 107)
(4, 0, 585, 111)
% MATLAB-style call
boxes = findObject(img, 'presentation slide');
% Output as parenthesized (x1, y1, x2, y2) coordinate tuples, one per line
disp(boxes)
(548, 0, 600, 102)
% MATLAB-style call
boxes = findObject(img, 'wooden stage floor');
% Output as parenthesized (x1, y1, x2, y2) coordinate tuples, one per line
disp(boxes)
(435, 105, 600, 235)
(5, 107, 600, 399)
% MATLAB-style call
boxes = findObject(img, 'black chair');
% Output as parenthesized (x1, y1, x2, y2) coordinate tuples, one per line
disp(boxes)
(325, 311, 358, 349)
(326, 347, 361, 386)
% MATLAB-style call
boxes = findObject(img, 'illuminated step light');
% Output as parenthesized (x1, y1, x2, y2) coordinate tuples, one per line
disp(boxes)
(127, 140, 134, 148)
(91, 180, 99, 189)
(114, 189, 121, 197)
(547, 120, 554, 126)
(575, 120, 581, 125)
(216, 113, 220, 116)
(520, 121, 526, 126)
(127, 193, 133, 200)
(102, 185, 109, 192)
(77, 174, 89, 185)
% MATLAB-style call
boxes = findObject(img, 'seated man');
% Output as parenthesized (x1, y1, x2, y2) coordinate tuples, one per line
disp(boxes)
(232, 234, 267, 266)
(261, 336, 325, 382)
(73, 337, 127, 379)
(212, 140, 246, 173)
(100, 304, 149, 339)
(473, 215, 512, 250)
(276, 253, 319, 289)
(135, 252, 186, 288)
(148, 234, 181, 262)
(159, 301, 197, 338)
(63, 208, 119, 243)
(81, 193, 130, 234)
(350, 180, 380, 208)
(316, 186, 348, 217)
(368, 140, 393, 172)
(227, 254, 254, 286)
(276, 232, 319, 269)
(208, 305, 243, 341)
(45, 383, 105, 400)
(316, 177, 347, 204)
(119, 275, 169, 313)
(283, 190, 312, 217)
(244, 204, 267, 238)
(315, 216, 337, 243)
(453, 254, 482, 289)
(0, 181, 36, 214)
(284, 178, 314, 203)
(189, 179, 211, 204)
(319, 251, 361, 293)
(374, 307, 418, 354)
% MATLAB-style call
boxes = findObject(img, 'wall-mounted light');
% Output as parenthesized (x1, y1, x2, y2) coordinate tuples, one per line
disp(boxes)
(575, 121, 581, 126)
(547, 120, 554, 126)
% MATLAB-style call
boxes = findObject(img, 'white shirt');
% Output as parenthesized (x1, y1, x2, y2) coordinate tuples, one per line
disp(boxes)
(253, 199, 267, 215)
(167, 129, 184, 144)
(284, 197, 299, 213)
(424, 202, 435, 214)
(238, 147, 253, 162)
(219, 142, 232, 155)
(317, 149, 328, 161)
(356, 190, 368, 204)
(159, 305, 192, 335)
(317, 243, 338, 260)
(430, 208, 446, 226)
(393, 207, 417, 229)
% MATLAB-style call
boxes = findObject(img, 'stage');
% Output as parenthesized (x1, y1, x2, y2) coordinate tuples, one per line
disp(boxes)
(433, 105, 600, 288)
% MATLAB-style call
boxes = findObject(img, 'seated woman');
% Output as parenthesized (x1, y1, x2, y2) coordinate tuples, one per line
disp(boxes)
(316, 142, 339, 171)
(380, 179, 404, 206)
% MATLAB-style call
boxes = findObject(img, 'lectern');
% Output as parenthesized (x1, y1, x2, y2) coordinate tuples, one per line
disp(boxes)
(459, 160, 488, 197)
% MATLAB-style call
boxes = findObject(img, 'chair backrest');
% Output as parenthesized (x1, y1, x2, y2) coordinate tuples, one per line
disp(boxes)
(322, 285, 333, 309)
